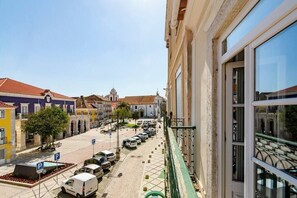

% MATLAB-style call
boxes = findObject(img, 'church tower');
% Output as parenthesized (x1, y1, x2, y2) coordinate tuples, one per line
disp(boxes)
(107, 88, 119, 101)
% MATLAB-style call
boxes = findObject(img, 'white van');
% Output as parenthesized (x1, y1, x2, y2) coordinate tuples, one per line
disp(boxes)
(61, 173, 98, 197)
(74, 164, 104, 180)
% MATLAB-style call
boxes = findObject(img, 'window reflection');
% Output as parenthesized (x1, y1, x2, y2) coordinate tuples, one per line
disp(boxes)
(255, 105, 297, 178)
(255, 21, 297, 101)
(255, 164, 297, 198)
(222, 0, 283, 54)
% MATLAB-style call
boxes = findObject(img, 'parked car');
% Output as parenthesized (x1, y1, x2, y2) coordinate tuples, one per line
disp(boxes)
(149, 121, 156, 128)
(148, 127, 156, 135)
(135, 134, 146, 142)
(132, 136, 141, 144)
(74, 164, 104, 180)
(100, 129, 108, 133)
(122, 138, 137, 149)
(95, 150, 115, 163)
(137, 120, 142, 126)
(144, 129, 152, 137)
(140, 132, 149, 139)
(61, 173, 98, 198)
(84, 156, 111, 171)
(142, 124, 149, 130)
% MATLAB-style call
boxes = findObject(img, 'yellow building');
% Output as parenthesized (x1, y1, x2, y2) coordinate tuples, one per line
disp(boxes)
(75, 95, 112, 128)
(0, 101, 16, 165)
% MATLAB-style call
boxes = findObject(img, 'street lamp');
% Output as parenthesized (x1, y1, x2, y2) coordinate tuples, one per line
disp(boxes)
(116, 111, 120, 160)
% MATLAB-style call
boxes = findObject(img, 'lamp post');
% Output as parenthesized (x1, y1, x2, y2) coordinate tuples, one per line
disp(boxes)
(116, 111, 120, 160)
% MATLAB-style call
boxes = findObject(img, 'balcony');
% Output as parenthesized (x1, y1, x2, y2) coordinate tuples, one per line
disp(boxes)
(164, 117, 199, 197)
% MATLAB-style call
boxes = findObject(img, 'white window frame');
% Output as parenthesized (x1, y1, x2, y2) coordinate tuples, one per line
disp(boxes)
(63, 104, 67, 112)
(0, 110, 5, 119)
(45, 103, 51, 108)
(248, 9, 297, 187)
(34, 104, 41, 113)
(70, 105, 74, 113)
(20, 103, 29, 115)
(217, 2, 297, 198)
(0, 128, 5, 145)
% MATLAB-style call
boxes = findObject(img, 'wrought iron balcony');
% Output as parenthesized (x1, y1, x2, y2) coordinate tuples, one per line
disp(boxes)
(164, 117, 198, 197)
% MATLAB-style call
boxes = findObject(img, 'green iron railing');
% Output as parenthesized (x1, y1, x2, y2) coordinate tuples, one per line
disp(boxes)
(164, 117, 198, 198)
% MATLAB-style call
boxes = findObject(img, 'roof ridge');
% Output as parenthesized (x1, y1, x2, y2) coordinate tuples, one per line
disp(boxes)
(0, 78, 8, 87)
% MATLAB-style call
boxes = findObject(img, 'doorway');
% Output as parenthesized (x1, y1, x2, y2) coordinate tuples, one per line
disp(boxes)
(225, 61, 245, 198)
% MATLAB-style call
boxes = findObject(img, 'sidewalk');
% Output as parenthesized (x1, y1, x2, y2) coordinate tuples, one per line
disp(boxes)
(99, 125, 165, 198)
(0, 126, 139, 198)
(140, 131, 165, 198)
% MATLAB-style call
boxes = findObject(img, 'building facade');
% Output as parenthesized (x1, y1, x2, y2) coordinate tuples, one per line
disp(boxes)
(165, 0, 297, 197)
(75, 95, 112, 127)
(119, 94, 163, 118)
(0, 78, 89, 150)
(0, 101, 16, 165)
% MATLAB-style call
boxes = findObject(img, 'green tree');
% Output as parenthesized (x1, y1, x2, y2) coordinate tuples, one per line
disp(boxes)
(132, 110, 140, 133)
(25, 106, 69, 147)
(117, 102, 130, 110)
(113, 108, 131, 124)
(113, 102, 131, 124)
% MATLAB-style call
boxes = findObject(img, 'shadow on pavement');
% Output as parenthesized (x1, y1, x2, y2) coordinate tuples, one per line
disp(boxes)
(57, 191, 98, 198)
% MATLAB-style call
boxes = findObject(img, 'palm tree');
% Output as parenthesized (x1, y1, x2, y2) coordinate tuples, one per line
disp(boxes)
(132, 111, 140, 133)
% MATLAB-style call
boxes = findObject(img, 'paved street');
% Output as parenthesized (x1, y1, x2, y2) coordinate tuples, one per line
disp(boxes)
(0, 121, 165, 198)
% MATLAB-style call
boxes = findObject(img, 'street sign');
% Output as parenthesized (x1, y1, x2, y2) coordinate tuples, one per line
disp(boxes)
(36, 161, 44, 174)
(54, 152, 60, 161)
(92, 139, 96, 145)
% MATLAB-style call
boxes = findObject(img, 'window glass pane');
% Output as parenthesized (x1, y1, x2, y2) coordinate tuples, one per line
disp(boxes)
(233, 68, 244, 104)
(233, 145, 244, 181)
(176, 72, 182, 119)
(255, 164, 297, 197)
(233, 107, 244, 142)
(223, 0, 283, 54)
(0, 129, 5, 145)
(0, 149, 4, 159)
(255, 22, 297, 101)
(0, 110, 5, 118)
(255, 105, 297, 178)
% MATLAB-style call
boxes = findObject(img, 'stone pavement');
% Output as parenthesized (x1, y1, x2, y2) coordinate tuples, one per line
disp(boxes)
(0, 120, 166, 198)
(0, 124, 138, 198)
(98, 125, 165, 198)
(140, 130, 165, 198)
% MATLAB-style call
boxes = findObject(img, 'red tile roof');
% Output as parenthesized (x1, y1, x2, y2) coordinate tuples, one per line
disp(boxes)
(118, 95, 156, 105)
(75, 95, 110, 109)
(0, 101, 15, 108)
(275, 85, 297, 95)
(0, 78, 74, 100)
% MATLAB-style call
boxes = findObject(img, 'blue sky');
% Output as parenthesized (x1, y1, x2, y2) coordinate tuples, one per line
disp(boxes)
(0, 0, 167, 98)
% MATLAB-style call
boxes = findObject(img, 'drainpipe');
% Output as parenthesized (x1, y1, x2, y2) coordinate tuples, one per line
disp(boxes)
(170, 0, 181, 29)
